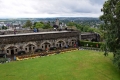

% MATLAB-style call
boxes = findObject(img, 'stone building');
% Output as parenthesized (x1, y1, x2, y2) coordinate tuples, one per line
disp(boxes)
(0, 31, 80, 56)
(81, 32, 100, 42)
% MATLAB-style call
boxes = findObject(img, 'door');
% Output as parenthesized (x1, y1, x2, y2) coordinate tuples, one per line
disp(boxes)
(11, 49, 14, 56)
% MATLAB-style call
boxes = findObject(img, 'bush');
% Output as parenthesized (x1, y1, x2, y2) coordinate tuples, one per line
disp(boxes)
(35, 49, 43, 52)
(50, 47, 57, 50)
(18, 51, 26, 55)
(80, 41, 103, 48)
(0, 54, 5, 58)
(0, 58, 7, 63)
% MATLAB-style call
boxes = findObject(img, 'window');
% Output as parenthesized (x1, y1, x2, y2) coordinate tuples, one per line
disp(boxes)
(33, 47, 35, 50)
(15, 49, 17, 52)
(7, 50, 9, 53)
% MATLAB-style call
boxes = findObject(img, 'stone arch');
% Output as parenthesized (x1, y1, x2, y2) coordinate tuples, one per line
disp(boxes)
(68, 38, 77, 47)
(4, 44, 19, 50)
(4, 44, 20, 56)
(55, 39, 67, 48)
(40, 40, 52, 50)
(23, 42, 37, 52)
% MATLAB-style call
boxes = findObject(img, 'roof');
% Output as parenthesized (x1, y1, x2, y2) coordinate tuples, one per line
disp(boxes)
(0, 31, 70, 37)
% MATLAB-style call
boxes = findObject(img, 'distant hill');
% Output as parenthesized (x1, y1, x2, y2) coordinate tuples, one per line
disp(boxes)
(0, 17, 99, 22)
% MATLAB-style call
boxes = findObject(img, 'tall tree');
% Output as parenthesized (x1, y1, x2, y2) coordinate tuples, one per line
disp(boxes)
(23, 20, 32, 28)
(100, 0, 120, 69)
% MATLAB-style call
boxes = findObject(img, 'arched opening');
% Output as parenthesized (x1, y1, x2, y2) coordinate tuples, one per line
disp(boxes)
(25, 44, 36, 52)
(57, 41, 65, 48)
(6, 46, 18, 56)
(69, 40, 77, 47)
(41, 42, 51, 50)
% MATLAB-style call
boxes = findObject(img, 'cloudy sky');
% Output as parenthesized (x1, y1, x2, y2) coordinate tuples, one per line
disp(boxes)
(0, 0, 105, 18)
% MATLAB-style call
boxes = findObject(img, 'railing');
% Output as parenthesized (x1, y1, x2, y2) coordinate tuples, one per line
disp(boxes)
(79, 46, 101, 51)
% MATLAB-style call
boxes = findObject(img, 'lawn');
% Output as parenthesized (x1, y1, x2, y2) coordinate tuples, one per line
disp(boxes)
(0, 50, 120, 80)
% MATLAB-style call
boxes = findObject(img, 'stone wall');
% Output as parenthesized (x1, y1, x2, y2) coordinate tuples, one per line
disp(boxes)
(0, 31, 80, 55)
(0, 31, 79, 44)
(81, 32, 100, 42)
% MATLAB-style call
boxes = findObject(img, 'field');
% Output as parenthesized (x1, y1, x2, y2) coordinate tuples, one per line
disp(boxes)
(0, 50, 120, 80)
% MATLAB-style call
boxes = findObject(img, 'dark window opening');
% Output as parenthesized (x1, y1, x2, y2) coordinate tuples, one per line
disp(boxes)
(7, 50, 9, 53)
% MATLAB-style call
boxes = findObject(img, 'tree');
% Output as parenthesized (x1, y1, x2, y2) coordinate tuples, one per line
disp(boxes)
(23, 20, 32, 28)
(2, 25, 7, 30)
(35, 22, 44, 29)
(67, 22, 75, 29)
(33, 22, 37, 28)
(43, 23, 52, 29)
(100, 0, 120, 69)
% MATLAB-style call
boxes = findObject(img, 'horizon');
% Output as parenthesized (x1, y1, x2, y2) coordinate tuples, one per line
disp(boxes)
(0, 17, 99, 19)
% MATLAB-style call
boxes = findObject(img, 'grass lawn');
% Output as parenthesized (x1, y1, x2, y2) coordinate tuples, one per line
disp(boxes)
(0, 50, 120, 80)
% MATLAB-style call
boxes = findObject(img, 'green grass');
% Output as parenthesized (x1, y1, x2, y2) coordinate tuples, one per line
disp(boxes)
(0, 50, 120, 80)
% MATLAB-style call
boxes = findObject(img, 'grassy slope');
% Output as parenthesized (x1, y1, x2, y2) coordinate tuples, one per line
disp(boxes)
(0, 50, 120, 80)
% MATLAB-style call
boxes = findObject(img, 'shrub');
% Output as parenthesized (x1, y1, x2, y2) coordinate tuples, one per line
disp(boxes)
(80, 41, 103, 48)
(35, 49, 43, 52)
(18, 51, 26, 55)
(50, 47, 57, 50)
(0, 58, 7, 63)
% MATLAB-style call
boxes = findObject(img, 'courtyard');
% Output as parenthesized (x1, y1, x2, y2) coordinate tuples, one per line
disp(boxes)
(0, 50, 120, 80)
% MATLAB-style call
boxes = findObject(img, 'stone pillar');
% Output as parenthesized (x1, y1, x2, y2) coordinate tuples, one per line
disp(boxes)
(14, 48, 17, 54)
(47, 44, 50, 49)
(43, 45, 45, 50)
(63, 42, 64, 47)
(31, 46, 33, 52)
(61, 43, 63, 48)
(26, 47, 29, 52)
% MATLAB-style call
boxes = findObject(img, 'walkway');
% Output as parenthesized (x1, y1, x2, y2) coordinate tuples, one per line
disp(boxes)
(0, 31, 69, 37)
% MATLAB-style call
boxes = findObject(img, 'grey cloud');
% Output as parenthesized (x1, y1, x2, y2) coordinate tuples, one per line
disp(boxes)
(0, 0, 105, 18)
(33, 0, 103, 14)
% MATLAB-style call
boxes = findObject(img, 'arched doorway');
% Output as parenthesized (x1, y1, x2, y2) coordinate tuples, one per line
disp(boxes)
(57, 41, 65, 48)
(69, 40, 77, 47)
(41, 42, 51, 50)
(6, 46, 18, 56)
(25, 44, 36, 52)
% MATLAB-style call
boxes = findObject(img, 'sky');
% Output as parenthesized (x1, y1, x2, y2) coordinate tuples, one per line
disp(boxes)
(0, 0, 105, 18)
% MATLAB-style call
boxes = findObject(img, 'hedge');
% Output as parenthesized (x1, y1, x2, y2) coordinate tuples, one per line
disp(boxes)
(80, 41, 103, 48)
(0, 58, 7, 63)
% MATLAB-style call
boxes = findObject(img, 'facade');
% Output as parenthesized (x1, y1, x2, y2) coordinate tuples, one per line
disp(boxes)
(81, 32, 100, 42)
(0, 31, 80, 56)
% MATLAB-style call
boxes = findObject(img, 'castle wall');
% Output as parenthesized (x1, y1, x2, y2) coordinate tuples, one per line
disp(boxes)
(0, 31, 80, 55)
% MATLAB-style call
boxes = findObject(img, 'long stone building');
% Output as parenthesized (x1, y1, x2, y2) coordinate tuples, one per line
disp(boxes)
(0, 31, 80, 56)
(81, 32, 100, 42)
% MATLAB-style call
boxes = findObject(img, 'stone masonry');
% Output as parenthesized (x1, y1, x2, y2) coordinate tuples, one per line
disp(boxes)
(0, 31, 80, 56)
